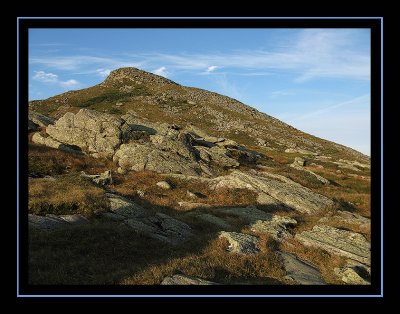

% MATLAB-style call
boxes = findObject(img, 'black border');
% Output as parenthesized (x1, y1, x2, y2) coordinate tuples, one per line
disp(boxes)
(17, 17, 383, 297)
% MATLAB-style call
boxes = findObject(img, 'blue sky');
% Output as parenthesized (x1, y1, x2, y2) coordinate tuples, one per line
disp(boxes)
(29, 28, 371, 155)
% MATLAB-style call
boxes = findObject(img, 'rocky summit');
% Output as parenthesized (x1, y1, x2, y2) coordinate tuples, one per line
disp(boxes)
(28, 67, 371, 285)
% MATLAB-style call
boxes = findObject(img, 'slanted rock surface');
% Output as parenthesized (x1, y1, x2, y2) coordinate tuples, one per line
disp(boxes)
(213, 170, 333, 214)
(296, 225, 370, 265)
(219, 231, 259, 254)
(29, 214, 89, 230)
(28, 111, 55, 129)
(279, 252, 326, 285)
(161, 274, 218, 285)
(125, 213, 192, 245)
(106, 193, 146, 218)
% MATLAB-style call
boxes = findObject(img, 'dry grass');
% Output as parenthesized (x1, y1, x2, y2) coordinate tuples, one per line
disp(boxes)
(29, 174, 109, 217)
(122, 236, 286, 285)
(29, 143, 114, 176)
(113, 171, 258, 210)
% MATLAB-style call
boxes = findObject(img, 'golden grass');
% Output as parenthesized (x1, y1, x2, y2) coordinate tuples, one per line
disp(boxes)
(121, 236, 286, 285)
(29, 174, 109, 216)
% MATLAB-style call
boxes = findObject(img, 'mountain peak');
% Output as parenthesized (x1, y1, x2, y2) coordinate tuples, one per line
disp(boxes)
(103, 67, 178, 87)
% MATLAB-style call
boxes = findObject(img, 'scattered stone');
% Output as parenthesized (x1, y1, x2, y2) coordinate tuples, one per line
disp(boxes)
(292, 157, 306, 167)
(186, 190, 198, 199)
(161, 274, 217, 285)
(296, 225, 370, 265)
(219, 231, 259, 254)
(285, 148, 317, 155)
(290, 158, 330, 184)
(334, 260, 371, 285)
(81, 170, 113, 185)
(250, 215, 297, 241)
(117, 167, 128, 174)
(156, 181, 172, 190)
(136, 190, 146, 197)
(279, 252, 326, 285)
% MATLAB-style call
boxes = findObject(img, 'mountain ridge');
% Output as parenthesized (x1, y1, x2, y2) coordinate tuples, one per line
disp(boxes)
(29, 67, 368, 162)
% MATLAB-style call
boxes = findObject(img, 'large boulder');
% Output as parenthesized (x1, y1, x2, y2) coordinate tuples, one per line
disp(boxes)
(113, 143, 202, 176)
(296, 225, 370, 265)
(46, 109, 129, 158)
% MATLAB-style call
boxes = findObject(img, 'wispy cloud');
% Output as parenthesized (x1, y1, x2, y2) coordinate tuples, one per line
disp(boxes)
(96, 68, 111, 77)
(153, 66, 168, 77)
(29, 29, 370, 82)
(270, 90, 295, 98)
(206, 65, 218, 73)
(33, 71, 79, 87)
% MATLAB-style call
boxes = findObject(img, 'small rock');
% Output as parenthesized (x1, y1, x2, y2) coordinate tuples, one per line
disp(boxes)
(293, 157, 306, 167)
(81, 170, 113, 186)
(137, 190, 146, 197)
(186, 190, 198, 198)
(219, 231, 259, 254)
(117, 167, 128, 174)
(161, 274, 217, 285)
(156, 181, 172, 190)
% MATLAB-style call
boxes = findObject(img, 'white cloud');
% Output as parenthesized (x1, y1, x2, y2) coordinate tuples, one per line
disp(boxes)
(33, 71, 79, 88)
(153, 66, 168, 77)
(96, 68, 111, 77)
(33, 71, 58, 82)
(206, 65, 218, 73)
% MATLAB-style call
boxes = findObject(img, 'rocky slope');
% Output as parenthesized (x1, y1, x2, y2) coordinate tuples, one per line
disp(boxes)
(27, 67, 371, 286)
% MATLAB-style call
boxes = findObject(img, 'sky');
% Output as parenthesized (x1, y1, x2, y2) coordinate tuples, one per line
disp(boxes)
(29, 28, 371, 155)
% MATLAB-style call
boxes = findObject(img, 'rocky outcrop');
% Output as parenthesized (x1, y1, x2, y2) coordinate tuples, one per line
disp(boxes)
(213, 170, 333, 214)
(161, 274, 218, 285)
(217, 205, 274, 223)
(46, 109, 129, 158)
(28, 111, 55, 131)
(250, 215, 297, 241)
(29, 214, 89, 230)
(219, 231, 259, 254)
(296, 225, 370, 265)
(279, 252, 326, 285)
(32, 133, 82, 153)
